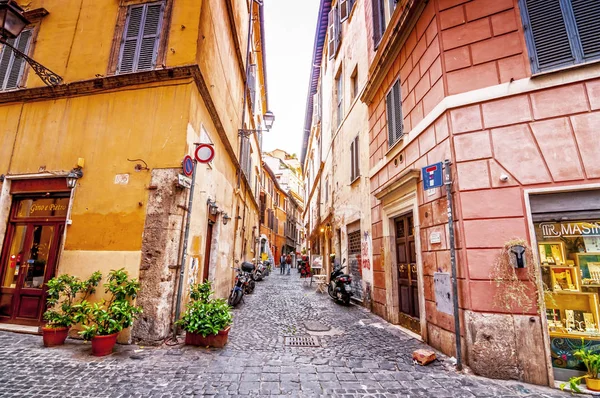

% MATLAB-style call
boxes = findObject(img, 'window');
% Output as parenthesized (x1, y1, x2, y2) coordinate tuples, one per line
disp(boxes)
(340, 0, 356, 22)
(117, 2, 165, 74)
(520, 0, 600, 73)
(386, 79, 403, 147)
(325, 177, 329, 203)
(327, 5, 341, 59)
(350, 67, 358, 100)
(371, 0, 397, 47)
(350, 135, 360, 182)
(240, 136, 252, 180)
(336, 71, 344, 126)
(0, 29, 33, 91)
(348, 229, 361, 255)
(248, 64, 257, 114)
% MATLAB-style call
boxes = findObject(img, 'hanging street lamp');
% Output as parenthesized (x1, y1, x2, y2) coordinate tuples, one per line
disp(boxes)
(0, 0, 62, 86)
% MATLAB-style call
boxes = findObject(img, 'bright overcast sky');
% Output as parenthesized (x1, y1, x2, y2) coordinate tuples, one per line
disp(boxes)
(262, 0, 321, 158)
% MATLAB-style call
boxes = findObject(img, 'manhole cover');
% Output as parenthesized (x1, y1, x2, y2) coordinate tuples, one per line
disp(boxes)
(304, 321, 331, 332)
(284, 336, 320, 347)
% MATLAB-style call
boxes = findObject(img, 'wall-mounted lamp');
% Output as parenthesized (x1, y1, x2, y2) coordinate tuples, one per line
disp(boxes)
(222, 213, 231, 225)
(207, 199, 219, 215)
(66, 168, 83, 189)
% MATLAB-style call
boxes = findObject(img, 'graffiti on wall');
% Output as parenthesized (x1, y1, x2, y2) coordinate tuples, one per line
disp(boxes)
(361, 231, 371, 270)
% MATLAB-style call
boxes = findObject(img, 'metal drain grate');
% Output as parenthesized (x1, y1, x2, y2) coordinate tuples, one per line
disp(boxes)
(284, 336, 320, 347)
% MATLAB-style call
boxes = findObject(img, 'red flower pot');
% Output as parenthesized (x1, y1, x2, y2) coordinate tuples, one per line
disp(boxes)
(91, 333, 118, 356)
(185, 327, 230, 348)
(42, 326, 69, 347)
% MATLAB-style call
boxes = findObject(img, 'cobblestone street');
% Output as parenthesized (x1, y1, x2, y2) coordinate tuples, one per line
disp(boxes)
(0, 271, 576, 397)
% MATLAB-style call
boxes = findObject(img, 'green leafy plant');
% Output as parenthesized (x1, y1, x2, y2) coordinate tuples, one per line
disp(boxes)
(176, 281, 232, 337)
(43, 271, 102, 328)
(76, 269, 142, 340)
(560, 339, 600, 393)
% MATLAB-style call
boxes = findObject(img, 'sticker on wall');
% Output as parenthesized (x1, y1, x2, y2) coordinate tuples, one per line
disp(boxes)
(114, 174, 130, 185)
(188, 257, 198, 288)
(361, 231, 371, 270)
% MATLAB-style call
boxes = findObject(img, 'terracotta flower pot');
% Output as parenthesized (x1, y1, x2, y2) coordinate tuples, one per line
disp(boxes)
(185, 327, 230, 348)
(42, 326, 69, 347)
(91, 333, 118, 356)
(586, 377, 600, 391)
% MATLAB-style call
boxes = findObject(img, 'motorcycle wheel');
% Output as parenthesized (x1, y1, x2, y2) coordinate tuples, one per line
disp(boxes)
(246, 279, 256, 294)
(228, 290, 242, 307)
(328, 284, 336, 300)
(342, 293, 351, 306)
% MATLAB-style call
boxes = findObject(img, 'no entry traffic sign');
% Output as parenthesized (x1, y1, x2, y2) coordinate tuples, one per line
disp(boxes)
(182, 155, 194, 176)
(195, 143, 215, 164)
(422, 162, 443, 190)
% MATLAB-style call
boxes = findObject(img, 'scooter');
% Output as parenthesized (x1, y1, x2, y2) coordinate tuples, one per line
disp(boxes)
(328, 259, 352, 305)
(254, 260, 266, 281)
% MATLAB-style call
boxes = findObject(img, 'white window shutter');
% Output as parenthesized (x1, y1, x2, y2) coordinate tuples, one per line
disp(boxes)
(328, 8, 336, 59)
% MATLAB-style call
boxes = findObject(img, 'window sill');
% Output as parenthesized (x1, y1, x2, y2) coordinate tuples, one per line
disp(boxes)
(531, 59, 600, 79)
(384, 136, 405, 158)
(350, 176, 361, 186)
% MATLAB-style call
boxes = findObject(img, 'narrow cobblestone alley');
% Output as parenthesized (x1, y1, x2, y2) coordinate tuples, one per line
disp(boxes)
(0, 272, 577, 397)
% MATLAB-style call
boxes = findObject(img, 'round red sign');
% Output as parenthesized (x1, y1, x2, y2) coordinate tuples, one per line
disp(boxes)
(195, 144, 215, 164)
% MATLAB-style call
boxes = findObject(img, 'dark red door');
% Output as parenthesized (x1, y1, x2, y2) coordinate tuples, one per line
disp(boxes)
(202, 221, 214, 282)
(0, 195, 68, 325)
(395, 213, 420, 334)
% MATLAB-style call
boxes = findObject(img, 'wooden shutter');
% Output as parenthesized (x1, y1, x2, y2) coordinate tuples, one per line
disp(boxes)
(248, 64, 257, 114)
(523, 0, 574, 71)
(334, 5, 341, 55)
(571, 0, 600, 60)
(340, 0, 349, 22)
(118, 2, 164, 74)
(0, 30, 32, 91)
(350, 140, 357, 181)
(328, 8, 336, 59)
(372, 0, 385, 48)
(353, 136, 360, 180)
(386, 80, 403, 147)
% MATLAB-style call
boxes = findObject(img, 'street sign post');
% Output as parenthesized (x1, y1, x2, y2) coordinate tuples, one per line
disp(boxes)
(182, 155, 194, 176)
(421, 162, 443, 190)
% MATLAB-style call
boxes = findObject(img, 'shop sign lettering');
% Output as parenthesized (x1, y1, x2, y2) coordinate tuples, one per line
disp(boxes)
(30, 203, 67, 214)
(541, 222, 600, 238)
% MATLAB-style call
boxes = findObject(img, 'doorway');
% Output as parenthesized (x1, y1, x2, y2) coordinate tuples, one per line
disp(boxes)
(0, 195, 68, 325)
(202, 221, 215, 282)
(394, 213, 420, 333)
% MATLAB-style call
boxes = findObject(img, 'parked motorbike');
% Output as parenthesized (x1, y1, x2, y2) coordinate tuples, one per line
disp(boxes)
(228, 267, 246, 307)
(328, 259, 352, 305)
(263, 260, 271, 276)
(241, 261, 256, 294)
(254, 260, 266, 281)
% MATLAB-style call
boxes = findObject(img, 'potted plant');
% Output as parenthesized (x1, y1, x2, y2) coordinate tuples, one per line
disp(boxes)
(76, 269, 142, 356)
(561, 340, 600, 392)
(176, 281, 232, 348)
(42, 271, 102, 347)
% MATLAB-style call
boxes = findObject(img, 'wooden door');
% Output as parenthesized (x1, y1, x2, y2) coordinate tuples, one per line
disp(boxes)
(395, 213, 420, 333)
(202, 221, 214, 282)
(0, 223, 64, 325)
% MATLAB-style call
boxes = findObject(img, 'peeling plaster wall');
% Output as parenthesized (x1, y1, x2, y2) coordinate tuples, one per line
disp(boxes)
(133, 168, 186, 343)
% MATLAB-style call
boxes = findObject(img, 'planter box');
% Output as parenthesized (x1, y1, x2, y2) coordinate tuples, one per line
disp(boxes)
(185, 327, 230, 348)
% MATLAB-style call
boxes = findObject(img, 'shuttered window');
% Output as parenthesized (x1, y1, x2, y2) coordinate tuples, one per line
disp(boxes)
(340, 0, 349, 21)
(372, 0, 385, 48)
(386, 80, 403, 147)
(328, 5, 341, 59)
(248, 64, 257, 114)
(117, 2, 164, 74)
(0, 29, 33, 91)
(520, 0, 600, 73)
(350, 135, 360, 182)
(336, 72, 344, 126)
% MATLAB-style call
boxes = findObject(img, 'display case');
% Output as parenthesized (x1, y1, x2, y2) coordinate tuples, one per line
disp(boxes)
(539, 241, 566, 266)
(545, 291, 600, 339)
(575, 253, 600, 286)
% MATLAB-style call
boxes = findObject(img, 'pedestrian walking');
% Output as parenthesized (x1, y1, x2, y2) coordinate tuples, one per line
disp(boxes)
(285, 254, 292, 275)
(280, 253, 286, 275)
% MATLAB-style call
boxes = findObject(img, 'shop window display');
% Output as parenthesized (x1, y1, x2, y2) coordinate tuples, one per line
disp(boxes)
(535, 221, 600, 379)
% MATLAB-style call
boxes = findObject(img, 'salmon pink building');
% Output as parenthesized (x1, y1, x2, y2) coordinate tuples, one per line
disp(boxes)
(360, 0, 600, 387)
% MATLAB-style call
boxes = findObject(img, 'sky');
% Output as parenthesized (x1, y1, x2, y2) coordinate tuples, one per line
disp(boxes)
(262, 0, 321, 158)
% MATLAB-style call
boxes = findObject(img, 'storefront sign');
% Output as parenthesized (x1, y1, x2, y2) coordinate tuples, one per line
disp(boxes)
(540, 222, 600, 238)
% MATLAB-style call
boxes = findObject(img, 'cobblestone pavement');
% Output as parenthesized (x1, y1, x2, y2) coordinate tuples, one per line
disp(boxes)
(0, 271, 579, 397)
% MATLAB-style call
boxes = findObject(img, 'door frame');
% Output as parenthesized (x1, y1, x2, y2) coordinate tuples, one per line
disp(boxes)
(377, 170, 426, 339)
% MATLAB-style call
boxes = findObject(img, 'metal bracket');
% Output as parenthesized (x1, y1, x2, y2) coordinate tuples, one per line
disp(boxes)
(0, 38, 63, 86)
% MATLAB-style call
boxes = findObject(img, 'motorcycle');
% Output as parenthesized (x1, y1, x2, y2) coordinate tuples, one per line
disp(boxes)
(254, 260, 266, 281)
(241, 261, 256, 294)
(328, 259, 352, 305)
(263, 260, 271, 276)
(228, 267, 246, 307)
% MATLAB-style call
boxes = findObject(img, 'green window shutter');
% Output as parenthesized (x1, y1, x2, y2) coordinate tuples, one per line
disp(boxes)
(522, 0, 575, 71)
(0, 30, 33, 91)
(118, 2, 163, 74)
(571, 0, 600, 60)
(386, 80, 403, 147)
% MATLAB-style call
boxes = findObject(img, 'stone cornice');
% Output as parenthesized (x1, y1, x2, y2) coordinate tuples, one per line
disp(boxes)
(374, 169, 420, 200)
(361, 0, 426, 105)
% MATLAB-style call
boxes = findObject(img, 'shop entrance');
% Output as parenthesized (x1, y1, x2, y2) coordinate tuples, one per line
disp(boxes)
(0, 195, 68, 325)
(394, 212, 420, 333)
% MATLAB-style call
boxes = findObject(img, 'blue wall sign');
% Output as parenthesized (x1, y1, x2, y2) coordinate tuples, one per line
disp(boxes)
(422, 162, 443, 190)
(183, 155, 194, 177)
